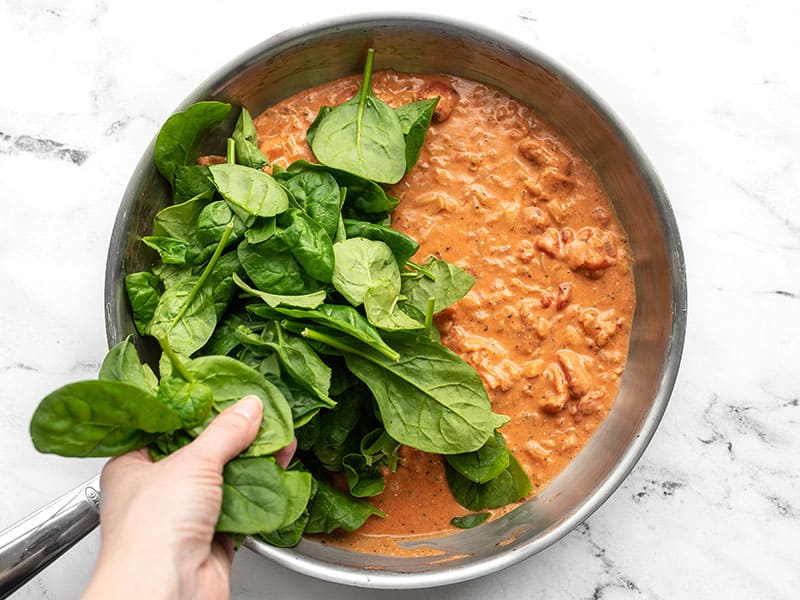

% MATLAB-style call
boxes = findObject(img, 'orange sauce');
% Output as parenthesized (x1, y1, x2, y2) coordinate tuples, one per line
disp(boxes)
(254, 71, 634, 555)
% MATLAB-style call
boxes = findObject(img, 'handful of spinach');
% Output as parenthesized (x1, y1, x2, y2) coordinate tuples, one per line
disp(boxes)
(29, 50, 531, 542)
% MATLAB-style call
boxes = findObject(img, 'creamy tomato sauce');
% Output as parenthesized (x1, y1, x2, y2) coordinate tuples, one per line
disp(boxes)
(253, 71, 634, 555)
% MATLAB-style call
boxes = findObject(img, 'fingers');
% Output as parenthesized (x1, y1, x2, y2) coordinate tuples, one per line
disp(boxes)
(183, 395, 263, 469)
(274, 437, 298, 469)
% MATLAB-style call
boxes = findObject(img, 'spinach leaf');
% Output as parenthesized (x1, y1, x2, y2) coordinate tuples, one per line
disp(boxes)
(445, 431, 510, 484)
(204, 250, 243, 319)
(278, 208, 335, 283)
(30, 380, 181, 457)
(232, 107, 268, 170)
(124, 271, 163, 336)
(395, 98, 438, 172)
(445, 453, 532, 511)
(173, 165, 216, 204)
(157, 377, 214, 428)
(342, 453, 385, 497)
(234, 324, 335, 408)
(209, 163, 288, 218)
(98, 336, 158, 394)
(281, 170, 341, 240)
(309, 49, 406, 184)
(305, 105, 331, 146)
(248, 303, 399, 361)
(217, 457, 289, 534)
(343, 219, 419, 266)
(233, 272, 326, 309)
(401, 256, 475, 314)
(264, 374, 329, 428)
(153, 195, 209, 240)
(311, 392, 362, 471)
(261, 510, 310, 548)
(148, 276, 216, 356)
(343, 334, 499, 454)
(237, 237, 317, 295)
(286, 159, 398, 215)
(304, 479, 384, 534)
(360, 428, 401, 471)
(450, 513, 490, 529)
(196, 201, 244, 248)
(243, 217, 277, 245)
(187, 355, 293, 455)
(363, 280, 424, 332)
(141, 236, 189, 265)
(332, 238, 399, 306)
(154, 101, 231, 186)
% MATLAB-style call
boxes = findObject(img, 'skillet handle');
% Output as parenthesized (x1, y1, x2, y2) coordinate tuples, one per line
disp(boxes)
(0, 475, 101, 599)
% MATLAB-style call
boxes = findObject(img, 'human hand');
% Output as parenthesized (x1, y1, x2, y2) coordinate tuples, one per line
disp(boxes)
(81, 395, 296, 600)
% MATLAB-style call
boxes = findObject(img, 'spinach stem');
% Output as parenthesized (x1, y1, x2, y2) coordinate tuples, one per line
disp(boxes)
(226, 138, 235, 164)
(406, 260, 436, 280)
(169, 220, 234, 332)
(158, 336, 194, 382)
(424, 296, 435, 334)
(301, 327, 374, 362)
(354, 48, 375, 166)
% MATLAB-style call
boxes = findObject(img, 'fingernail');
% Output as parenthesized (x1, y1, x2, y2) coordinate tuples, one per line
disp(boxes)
(233, 395, 262, 421)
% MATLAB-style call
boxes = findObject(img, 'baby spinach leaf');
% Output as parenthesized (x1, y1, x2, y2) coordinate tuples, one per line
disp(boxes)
(217, 457, 289, 535)
(342, 453, 385, 497)
(286, 160, 398, 215)
(332, 238, 399, 306)
(149, 277, 216, 356)
(311, 392, 362, 471)
(196, 201, 244, 248)
(244, 217, 277, 245)
(281, 170, 340, 241)
(343, 219, 419, 266)
(261, 510, 310, 548)
(343, 334, 498, 454)
(153, 195, 209, 241)
(173, 165, 216, 204)
(187, 355, 293, 455)
(309, 49, 406, 184)
(234, 324, 334, 408)
(98, 336, 158, 394)
(445, 453, 532, 511)
(450, 513, 490, 529)
(248, 303, 399, 361)
(233, 272, 326, 309)
(278, 208, 335, 283)
(204, 250, 243, 319)
(263, 374, 329, 428)
(141, 236, 189, 265)
(232, 107, 268, 170)
(237, 237, 316, 295)
(395, 97, 438, 172)
(157, 377, 214, 428)
(445, 431, 510, 484)
(124, 272, 163, 336)
(363, 280, 424, 332)
(30, 380, 181, 457)
(401, 256, 475, 314)
(209, 163, 288, 218)
(305, 105, 332, 146)
(304, 479, 385, 534)
(154, 101, 232, 186)
(275, 469, 314, 529)
(360, 428, 402, 471)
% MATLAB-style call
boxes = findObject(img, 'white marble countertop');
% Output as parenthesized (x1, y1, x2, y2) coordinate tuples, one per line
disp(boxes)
(1, 1, 798, 598)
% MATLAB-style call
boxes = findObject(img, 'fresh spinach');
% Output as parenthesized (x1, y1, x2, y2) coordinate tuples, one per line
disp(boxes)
(445, 431, 511, 484)
(303, 479, 384, 534)
(232, 272, 326, 309)
(343, 219, 419, 266)
(154, 101, 231, 186)
(445, 453, 532, 511)
(396, 98, 439, 172)
(124, 272, 163, 335)
(232, 107, 269, 170)
(309, 49, 406, 184)
(281, 170, 341, 241)
(277, 208, 335, 283)
(401, 256, 476, 314)
(209, 163, 288, 218)
(450, 513, 490, 529)
(30, 380, 181, 457)
(332, 238, 399, 306)
(98, 336, 158, 394)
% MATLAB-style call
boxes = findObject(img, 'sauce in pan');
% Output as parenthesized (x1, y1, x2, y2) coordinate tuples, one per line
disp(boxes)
(253, 71, 634, 555)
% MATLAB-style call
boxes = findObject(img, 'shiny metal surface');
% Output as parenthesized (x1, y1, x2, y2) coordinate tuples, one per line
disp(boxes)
(105, 14, 686, 590)
(0, 476, 101, 598)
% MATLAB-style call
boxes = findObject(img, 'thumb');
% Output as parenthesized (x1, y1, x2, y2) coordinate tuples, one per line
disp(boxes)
(183, 395, 263, 469)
